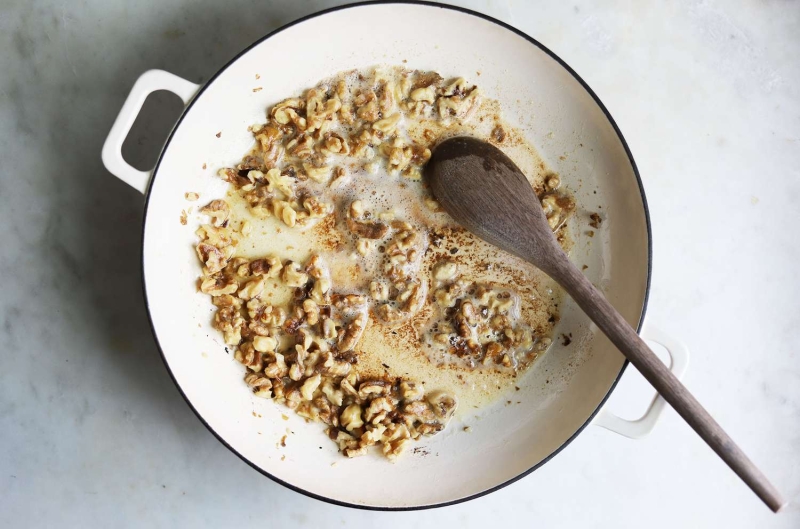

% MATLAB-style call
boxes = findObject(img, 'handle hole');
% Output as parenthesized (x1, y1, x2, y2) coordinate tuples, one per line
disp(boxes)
(604, 341, 670, 421)
(121, 90, 184, 171)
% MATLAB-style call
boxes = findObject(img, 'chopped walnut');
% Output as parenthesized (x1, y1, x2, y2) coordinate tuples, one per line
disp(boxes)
(200, 200, 230, 227)
(282, 261, 309, 287)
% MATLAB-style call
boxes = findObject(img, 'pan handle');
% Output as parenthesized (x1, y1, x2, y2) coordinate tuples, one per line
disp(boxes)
(593, 324, 689, 439)
(102, 69, 199, 194)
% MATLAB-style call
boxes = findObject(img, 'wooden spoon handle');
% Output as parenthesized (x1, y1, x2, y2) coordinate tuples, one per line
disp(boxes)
(551, 256, 786, 512)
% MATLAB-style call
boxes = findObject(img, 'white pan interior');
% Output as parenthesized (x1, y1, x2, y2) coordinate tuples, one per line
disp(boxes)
(142, 3, 649, 508)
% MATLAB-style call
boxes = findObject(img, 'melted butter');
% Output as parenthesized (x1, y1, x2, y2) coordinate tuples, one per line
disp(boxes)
(221, 71, 569, 414)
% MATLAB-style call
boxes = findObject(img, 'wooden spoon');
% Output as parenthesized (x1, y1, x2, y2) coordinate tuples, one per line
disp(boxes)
(425, 136, 785, 513)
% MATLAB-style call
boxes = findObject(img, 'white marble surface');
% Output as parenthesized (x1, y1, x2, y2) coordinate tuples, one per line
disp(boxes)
(1, 0, 798, 526)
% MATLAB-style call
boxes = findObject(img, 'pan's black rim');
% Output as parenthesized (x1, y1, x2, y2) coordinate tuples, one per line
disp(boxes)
(140, 0, 652, 512)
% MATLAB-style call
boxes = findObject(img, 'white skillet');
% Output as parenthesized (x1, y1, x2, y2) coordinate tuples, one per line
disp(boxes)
(102, 1, 688, 509)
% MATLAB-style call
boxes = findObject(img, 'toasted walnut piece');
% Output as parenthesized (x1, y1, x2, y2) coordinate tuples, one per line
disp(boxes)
(302, 299, 320, 325)
(252, 335, 277, 353)
(305, 254, 326, 278)
(365, 397, 393, 424)
(199, 200, 230, 227)
(329, 166, 348, 188)
(376, 79, 395, 111)
(236, 341, 264, 371)
(437, 84, 481, 121)
(427, 391, 457, 420)
(322, 133, 350, 155)
(433, 333, 450, 344)
(383, 427, 412, 450)
(332, 429, 356, 450)
(269, 377, 286, 400)
(403, 400, 435, 422)
(362, 161, 378, 175)
(196, 243, 228, 274)
(376, 304, 405, 324)
(357, 380, 389, 400)
(214, 305, 245, 345)
(321, 318, 337, 340)
(340, 404, 364, 432)
(325, 358, 351, 378)
(236, 261, 253, 278)
(339, 312, 367, 352)
(212, 294, 240, 308)
(382, 427, 412, 460)
(441, 77, 469, 97)
(356, 94, 379, 122)
(349, 200, 365, 218)
(344, 370, 359, 387)
(372, 113, 401, 134)
(386, 138, 412, 172)
(200, 276, 238, 296)
(369, 281, 389, 301)
(249, 205, 272, 219)
(400, 381, 424, 401)
(286, 133, 315, 160)
(321, 381, 344, 408)
(238, 277, 265, 300)
(271, 98, 306, 128)
(282, 261, 309, 287)
(433, 260, 459, 281)
(344, 446, 368, 458)
(334, 79, 347, 99)
(346, 217, 389, 240)
(255, 123, 281, 147)
(263, 168, 294, 198)
(485, 341, 504, 359)
(244, 372, 273, 398)
(302, 163, 331, 183)
(288, 362, 304, 382)
(401, 167, 422, 181)
(410, 85, 436, 103)
(361, 424, 388, 446)
(263, 352, 288, 378)
(196, 224, 234, 248)
(490, 293, 514, 313)
(461, 301, 480, 326)
(307, 95, 341, 131)
(313, 396, 335, 425)
(311, 276, 331, 305)
(248, 301, 285, 327)
(295, 401, 319, 421)
(277, 202, 297, 227)
(284, 386, 303, 409)
(541, 195, 558, 216)
(250, 257, 282, 278)
(546, 175, 561, 191)
(300, 373, 322, 401)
